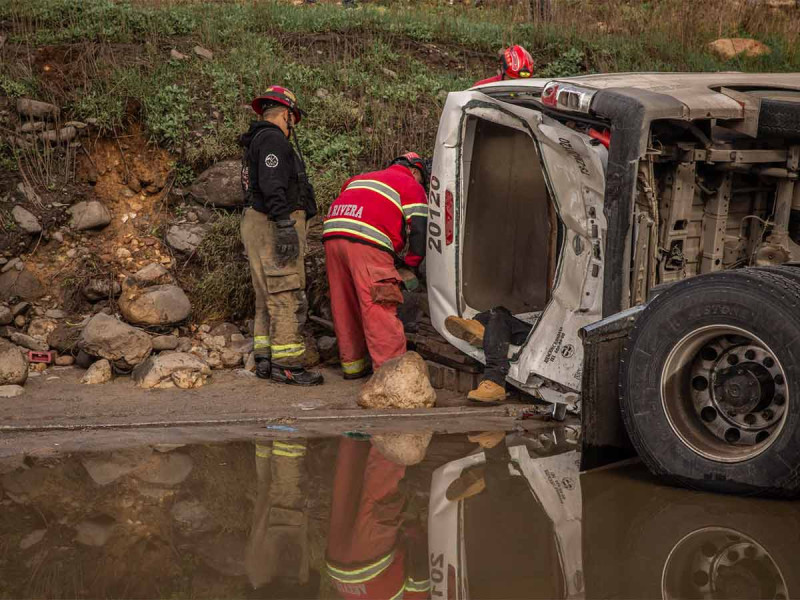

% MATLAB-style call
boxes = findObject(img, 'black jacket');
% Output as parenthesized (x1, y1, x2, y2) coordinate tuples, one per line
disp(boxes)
(239, 121, 316, 221)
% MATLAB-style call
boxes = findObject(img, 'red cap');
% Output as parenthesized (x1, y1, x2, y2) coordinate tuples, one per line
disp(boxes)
(251, 85, 304, 123)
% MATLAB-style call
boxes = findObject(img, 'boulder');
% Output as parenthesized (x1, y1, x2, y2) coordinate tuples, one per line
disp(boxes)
(68, 200, 112, 230)
(9, 332, 47, 352)
(55, 355, 74, 366)
(152, 335, 179, 351)
(193, 45, 213, 60)
(166, 223, 207, 254)
(83, 278, 121, 302)
(0, 268, 45, 301)
(134, 452, 193, 485)
(79, 313, 152, 369)
(11, 205, 41, 234)
(171, 500, 214, 534)
(220, 349, 242, 367)
(27, 318, 57, 342)
(0, 385, 25, 398)
(209, 322, 240, 340)
(357, 351, 436, 410)
(81, 359, 112, 384)
(81, 447, 153, 486)
(132, 352, 211, 389)
(0, 305, 11, 326)
(708, 38, 771, 60)
(45, 309, 66, 319)
(132, 263, 174, 286)
(48, 323, 81, 354)
(75, 515, 116, 547)
(16, 98, 60, 120)
(0, 339, 27, 386)
(188, 161, 244, 208)
(119, 283, 191, 327)
(371, 432, 433, 466)
(39, 125, 77, 144)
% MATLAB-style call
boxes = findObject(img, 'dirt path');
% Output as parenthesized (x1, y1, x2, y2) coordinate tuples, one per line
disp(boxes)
(1, 366, 567, 458)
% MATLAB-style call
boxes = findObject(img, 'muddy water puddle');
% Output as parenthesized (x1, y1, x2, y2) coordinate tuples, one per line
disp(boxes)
(0, 427, 797, 599)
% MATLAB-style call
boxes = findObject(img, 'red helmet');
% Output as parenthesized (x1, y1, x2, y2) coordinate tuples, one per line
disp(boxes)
(501, 45, 534, 79)
(391, 151, 429, 186)
(251, 85, 304, 123)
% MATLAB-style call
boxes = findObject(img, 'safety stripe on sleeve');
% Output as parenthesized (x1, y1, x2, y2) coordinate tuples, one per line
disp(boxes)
(254, 335, 271, 350)
(403, 203, 428, 220)
(341, 358, 367, 375)
(327, 551, 395, 584)
(323, 218, 394, 251)
(272, 342, 305, 359)
(345, 180, 402, 214)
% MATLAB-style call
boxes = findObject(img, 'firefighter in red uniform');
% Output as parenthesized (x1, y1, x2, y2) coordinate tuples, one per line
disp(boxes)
(326, 438, 430, 600)
(323, 153, 429, 380)
(473, 44, 534, 87)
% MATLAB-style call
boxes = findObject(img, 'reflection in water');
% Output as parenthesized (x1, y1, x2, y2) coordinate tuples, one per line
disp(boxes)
(0, 426, 798, 599)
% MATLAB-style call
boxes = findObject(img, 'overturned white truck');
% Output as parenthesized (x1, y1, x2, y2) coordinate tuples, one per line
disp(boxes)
(427, 73, 800, 496)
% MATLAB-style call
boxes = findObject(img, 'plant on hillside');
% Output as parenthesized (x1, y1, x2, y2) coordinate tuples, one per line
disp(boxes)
(145, 84, 191, 148)
(538, 48, 585, 78)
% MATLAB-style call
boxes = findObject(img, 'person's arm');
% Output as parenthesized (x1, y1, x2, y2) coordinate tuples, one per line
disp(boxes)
(256, 131, 295, 221)
(403, 183, 428, 268)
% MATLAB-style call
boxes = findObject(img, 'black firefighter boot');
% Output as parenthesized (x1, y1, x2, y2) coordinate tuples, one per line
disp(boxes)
(271, 365, 324, 386)
(255, 356, 272, 380)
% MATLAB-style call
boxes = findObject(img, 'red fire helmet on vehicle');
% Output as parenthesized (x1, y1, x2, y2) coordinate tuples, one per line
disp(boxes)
(501, 45, 534, 79)
(251, 85, 304, 123)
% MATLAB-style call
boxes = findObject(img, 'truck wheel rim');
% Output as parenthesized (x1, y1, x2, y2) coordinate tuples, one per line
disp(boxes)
(661, 325, 788, 463)
(661, 527, 787, 600)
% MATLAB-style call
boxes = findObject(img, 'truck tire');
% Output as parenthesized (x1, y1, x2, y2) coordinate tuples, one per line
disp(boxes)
(620, 268, 800, 497)
(758, 98, 800, 139)
(621, 491, 800, 599)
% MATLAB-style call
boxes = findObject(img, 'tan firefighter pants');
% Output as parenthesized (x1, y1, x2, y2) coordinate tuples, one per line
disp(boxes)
(241, 207, 308, 367)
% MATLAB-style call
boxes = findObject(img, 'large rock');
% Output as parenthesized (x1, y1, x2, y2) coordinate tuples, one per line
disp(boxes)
(68, 200, 111, 231)
(132, 352, 211, 389)
(0, 268, 45, 301)
(75, 515, 116, 547)
(48, 323, 81, 354)
(188, 161, 244, 208)
(357, 351, 436, 410)
(132, 263, 174, 286)
(11, 205, 41, 234)
(79, 313, 152, 369)
(27, 318, 57, 342)
(16, 98, 60, 120)
(371, 432, 433, 466)
(9, 332, 47, 352)
(0, 385, 25, 398)
(83, 278, 121, 302)
(708, 38, 771, 60)
(0, 305, 12, 326)
(166, 223, 207, 254)
(81, 447, 154, 486)
(0, 339, 27, 385)
(152, 335, 178, 351)
(134, 453, 193, 485)
(119, 283, 191, 326)
(81, 359, 112, 384)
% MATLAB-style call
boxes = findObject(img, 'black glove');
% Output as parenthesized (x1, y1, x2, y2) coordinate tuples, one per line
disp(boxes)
(275, 219, 299, 265)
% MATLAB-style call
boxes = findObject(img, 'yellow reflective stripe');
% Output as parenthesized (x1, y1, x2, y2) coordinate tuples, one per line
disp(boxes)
(346, 180, 402, 214)
(389, 585, 405, 600)
(403, 203, 428, 220)
(324, 218, 394, 250)
(342, 358, 367, 375)
(327, 551, 395, 583)
(274, 441, 306, 451)
(405, 577, 431, 592)
(254, 335, 270, 350)
(255, 444, 272, 458)
(273, 448, 305, 458)
(272, 343, 305, 359)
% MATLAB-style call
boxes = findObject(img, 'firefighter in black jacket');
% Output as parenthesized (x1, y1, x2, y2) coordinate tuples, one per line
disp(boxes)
(240, 86, 323, 385)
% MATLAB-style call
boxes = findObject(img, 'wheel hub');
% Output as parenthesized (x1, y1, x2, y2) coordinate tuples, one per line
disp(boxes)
(662, 325, 790, 463)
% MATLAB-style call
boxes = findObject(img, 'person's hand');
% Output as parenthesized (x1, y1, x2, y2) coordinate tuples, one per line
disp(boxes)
(275, 219, 299, 264)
